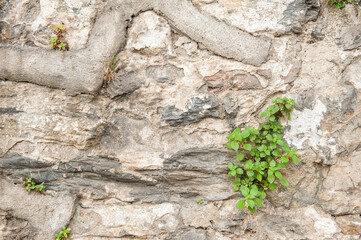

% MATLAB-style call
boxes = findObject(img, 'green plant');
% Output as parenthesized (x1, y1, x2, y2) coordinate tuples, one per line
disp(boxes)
(55, 226, 71, 240)
(225, 97, 299, 213)
(23, 178, 45, 194)
(103, 55, 119, 87)
(50, 23, 68, 51)
(328, 0, 357, 9)
(197, 199, 204, 204)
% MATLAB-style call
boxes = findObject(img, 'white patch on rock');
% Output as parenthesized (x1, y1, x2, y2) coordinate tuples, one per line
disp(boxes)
(283, 99, 328, 150)
(304, 206, 340, 237)
(193, 0, 294, 34)
(126, 11, 173, 55)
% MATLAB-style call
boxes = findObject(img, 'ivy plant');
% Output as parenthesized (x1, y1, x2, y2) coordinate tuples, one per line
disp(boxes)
(225, 97, 299, 213)
(23, 178, 45, 194)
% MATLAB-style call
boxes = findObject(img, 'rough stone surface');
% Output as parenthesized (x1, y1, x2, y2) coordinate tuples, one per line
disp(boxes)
(162, 95, 222, 126)
(340, 25, 361, 50)
(1, 0, 361, 239)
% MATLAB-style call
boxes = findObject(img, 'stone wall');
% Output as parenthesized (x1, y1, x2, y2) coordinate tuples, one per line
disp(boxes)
(0, 0, 360, 239)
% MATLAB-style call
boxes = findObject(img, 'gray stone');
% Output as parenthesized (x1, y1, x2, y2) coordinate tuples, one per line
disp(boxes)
(204, 70, 227, 88)
(179, 229, 209, 240)
(340, 25, 361, 50)
(146, 64, 184, 84)
(229, 70, 263, 90)
(162, 95, 221, 126)
(280, 0, 320, 34)
(106, 71, 143, 98)
(282, 61, 302, 84)
(256, 69, 272, 79)
(223, 94, 239, 118)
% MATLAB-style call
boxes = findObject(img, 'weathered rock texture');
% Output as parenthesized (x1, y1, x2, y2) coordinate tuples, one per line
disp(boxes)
(0, 0, 361, 239)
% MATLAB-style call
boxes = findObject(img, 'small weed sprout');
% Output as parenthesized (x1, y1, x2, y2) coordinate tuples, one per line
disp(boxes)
(23, 178, 45, 194)
(226, 97, 299, 213)
(55, 226, 71, 240)
(197, 199, 204, 204)
(104, 55, 120, 87)
(51, 23, 68, 51)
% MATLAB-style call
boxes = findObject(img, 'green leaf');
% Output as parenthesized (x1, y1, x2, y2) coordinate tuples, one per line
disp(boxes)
(285, 104, 292, 109)
(235, 135, 243, 142)
(277, 140, 284, 146)
(241, 129, 250, 138)
(260, 152, 266, 158)
(280, 178, 289, 187)
(230, 170, 236, 176)
(272, 149, 282, 157)
(269, 183, 278, 190)
(292, 155, 300, 163)
(269, 115, 275, 121)
(244, 144, 252, 151)
(260, 112, 267, 118)
(247, 170, 254, 177)
(266, 134, 273, 141)
(225, 141, 233, 149)
(275, 171, 283, 179)
(256, 174, 262, 181)
(283, 144, 290, 152)
(249, 135, 256, 142)
(233, 128, 241, 135)
(270, 160, 276, 167)
(247, 199, 255, 208)
(241, 186, 249, 197)
(227, 162, 234, 170)
(230, 141, 239, 151)
(281, 156, 289, 163)
(236, 168, 244, 175)
(248, 206, 256, 213)
(254, 198, 262, 207)
(236, 199, 246, 210)
(236, 153, 245, 161)
(268, 174, 275, 183)
(270, 142, 277, 149)
(259, 190, 266, 199)
(250, 187, 258, 197)
(257, 145, 265, 152)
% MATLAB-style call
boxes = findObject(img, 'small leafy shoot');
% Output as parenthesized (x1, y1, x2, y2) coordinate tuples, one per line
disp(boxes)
(23, 178, 45, 194)
(103, 55, 120, 87)
(50, 23, 68, 51)
(55, 226, 71, 240)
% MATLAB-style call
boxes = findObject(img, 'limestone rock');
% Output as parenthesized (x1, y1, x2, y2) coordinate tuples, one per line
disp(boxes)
(229, 70, 263, 90)
(203, 70, 263, 90)
(340, 25, 361, 50)
(106, 71, 143, 98)
(162, 95, 221, 126)
(126, 11, 172, 55)
(146, 64, 185, 85)
(204, 70, 227, 88)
